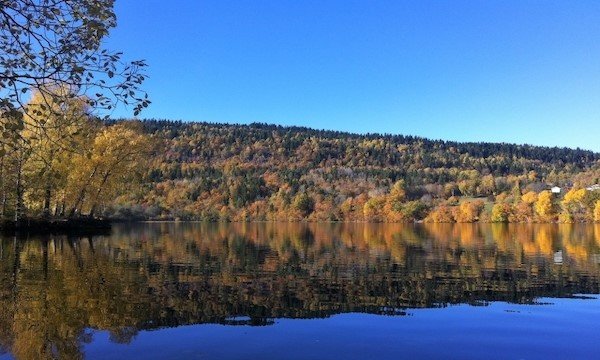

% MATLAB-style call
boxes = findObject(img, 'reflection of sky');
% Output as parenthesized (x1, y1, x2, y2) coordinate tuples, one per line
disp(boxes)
(84, 296, 600, 360)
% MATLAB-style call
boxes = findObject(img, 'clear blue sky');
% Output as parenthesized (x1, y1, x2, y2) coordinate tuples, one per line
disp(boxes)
(106, 0, 600, 152)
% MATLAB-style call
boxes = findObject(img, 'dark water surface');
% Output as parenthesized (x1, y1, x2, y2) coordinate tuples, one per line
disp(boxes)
(1, 223, 599, 359)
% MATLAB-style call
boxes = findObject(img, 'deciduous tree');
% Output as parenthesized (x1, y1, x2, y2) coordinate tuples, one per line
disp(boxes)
(534, 191, 555, 221)
(0, 0, 149, 149)
(491, 203, 512, 223)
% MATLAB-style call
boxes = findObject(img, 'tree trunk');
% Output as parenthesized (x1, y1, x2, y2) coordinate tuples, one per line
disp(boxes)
(88, 204, 97, 218)
(0, 155, 4, 220)
(69, 165, 98, 217)
(1, 191, 6, 220)
(59, 198, 66, 217)
(43, 183, 52, 218)
(89, 171, 111, 217)
(54, 193, 65, 217)
(14, 157, 23, 223)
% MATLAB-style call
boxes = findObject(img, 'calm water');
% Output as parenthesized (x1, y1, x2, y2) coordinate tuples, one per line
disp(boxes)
(1, 223, 600, 359)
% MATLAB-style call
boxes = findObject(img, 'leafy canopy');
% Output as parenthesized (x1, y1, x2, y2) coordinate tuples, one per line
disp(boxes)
(0, 0, 150, 150)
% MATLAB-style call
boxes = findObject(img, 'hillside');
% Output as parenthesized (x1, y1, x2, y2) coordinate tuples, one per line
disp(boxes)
(108, 120, 600, 222)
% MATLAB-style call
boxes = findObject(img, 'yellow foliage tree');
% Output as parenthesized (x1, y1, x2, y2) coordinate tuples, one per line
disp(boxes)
(595, 201, 600, 223)
(510, 191, 538, 223)
(562, 188, 586, 209)
(424, 205, 454, 223)
(67, 123, 152, 217)
(22, 90, 94, 216)
(363, 196, 386, 222)
(340, 197, 355, 221)
(511, 201, 533, 223)
(521, 191, 538, 204)
(453, 200, 485, 223)
(561, 188, 587, 221)
(491, 203, 512, 223)
(534, 191, 555, 221)
(384, 180, 407, 222)
(389, 180, 407, 202)
(558, 211, 573, 224)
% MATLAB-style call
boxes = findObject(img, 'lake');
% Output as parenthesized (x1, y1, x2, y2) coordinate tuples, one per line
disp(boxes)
(1, 222, 599, 359)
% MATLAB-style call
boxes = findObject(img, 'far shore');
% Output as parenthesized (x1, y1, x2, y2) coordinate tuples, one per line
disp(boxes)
(2, 217, 598, 236)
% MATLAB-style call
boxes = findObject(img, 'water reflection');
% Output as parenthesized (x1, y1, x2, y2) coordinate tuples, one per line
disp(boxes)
(1, 223, 600, 359)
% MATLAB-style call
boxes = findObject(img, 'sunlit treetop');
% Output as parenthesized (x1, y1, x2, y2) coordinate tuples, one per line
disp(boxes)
(0, 0, 150, 148)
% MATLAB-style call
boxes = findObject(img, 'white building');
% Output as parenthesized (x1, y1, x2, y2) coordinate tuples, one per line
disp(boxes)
(551, 186, 561, 194)
(586, 184, 600, 192)
(554, 250, 563, 265)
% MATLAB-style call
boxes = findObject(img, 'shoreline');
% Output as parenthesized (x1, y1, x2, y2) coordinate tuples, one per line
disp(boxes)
(2, 217, 597, 235)
(121, 219, 598, 225)
(0, 218, 112, 235)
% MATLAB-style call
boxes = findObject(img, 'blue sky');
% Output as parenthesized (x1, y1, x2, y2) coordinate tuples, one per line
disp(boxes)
(106, 1, 600, 151)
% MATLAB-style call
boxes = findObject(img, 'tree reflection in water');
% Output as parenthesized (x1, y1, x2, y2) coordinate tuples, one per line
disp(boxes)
(0, 223, 599, 359)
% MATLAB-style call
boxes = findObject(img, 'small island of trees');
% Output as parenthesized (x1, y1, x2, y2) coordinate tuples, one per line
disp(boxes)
(1, 0, 150, 231)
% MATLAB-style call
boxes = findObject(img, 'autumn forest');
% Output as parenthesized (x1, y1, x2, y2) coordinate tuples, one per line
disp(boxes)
(4, 95, 600, 225)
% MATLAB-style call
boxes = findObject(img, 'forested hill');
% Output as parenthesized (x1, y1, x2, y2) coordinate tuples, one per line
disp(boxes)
(141, 120, 598, 168)
(108, 119, 600, 222)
